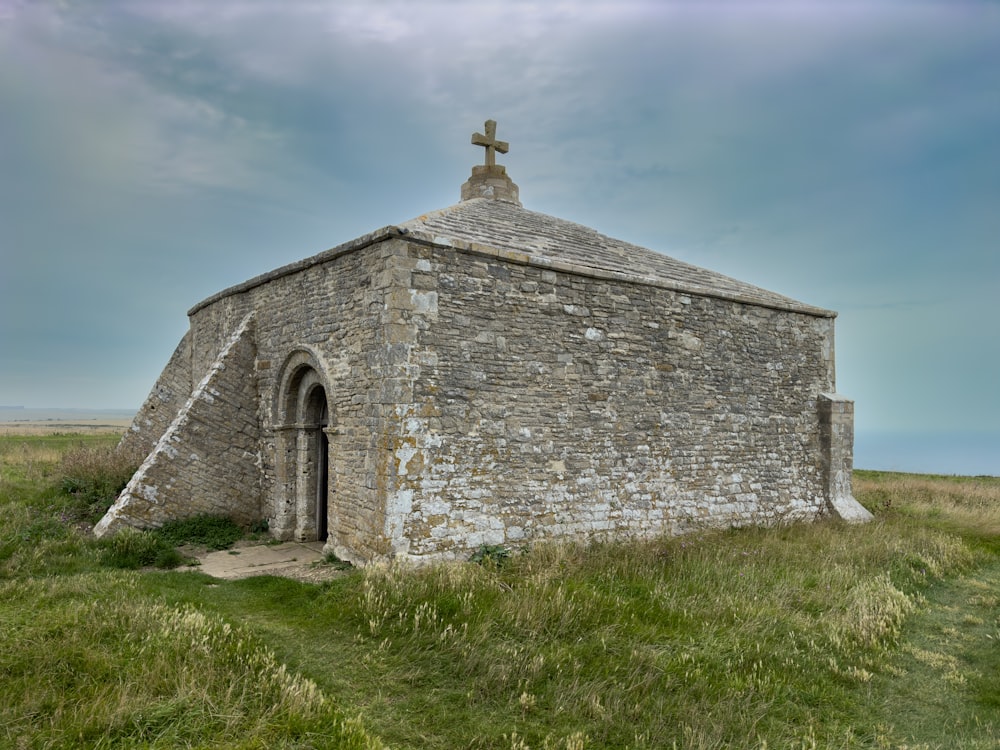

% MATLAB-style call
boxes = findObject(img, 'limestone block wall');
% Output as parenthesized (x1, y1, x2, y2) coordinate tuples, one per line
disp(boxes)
(96, 314, 262, 535)
(384, 240, 839, 559)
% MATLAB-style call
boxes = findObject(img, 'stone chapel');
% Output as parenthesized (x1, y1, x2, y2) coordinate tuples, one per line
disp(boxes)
(95, 121, 871, 563)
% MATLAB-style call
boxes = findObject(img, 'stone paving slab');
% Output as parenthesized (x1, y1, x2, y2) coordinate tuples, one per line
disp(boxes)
(196, 541, 326, 580)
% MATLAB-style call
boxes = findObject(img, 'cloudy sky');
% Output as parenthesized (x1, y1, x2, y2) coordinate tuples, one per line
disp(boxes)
(1, 1, 998, 471)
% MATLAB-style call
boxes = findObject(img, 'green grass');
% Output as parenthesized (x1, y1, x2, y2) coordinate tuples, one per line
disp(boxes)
(2, 437, 1000, 748)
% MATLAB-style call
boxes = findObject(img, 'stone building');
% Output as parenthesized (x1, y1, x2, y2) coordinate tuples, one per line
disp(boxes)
(95, 121, 870, 563)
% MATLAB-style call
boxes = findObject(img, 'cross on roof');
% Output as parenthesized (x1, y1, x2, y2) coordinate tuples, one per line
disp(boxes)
(471, 120, 509, 167)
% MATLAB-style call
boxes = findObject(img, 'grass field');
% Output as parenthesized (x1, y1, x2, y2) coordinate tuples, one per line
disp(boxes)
(2, 433, 999, 748)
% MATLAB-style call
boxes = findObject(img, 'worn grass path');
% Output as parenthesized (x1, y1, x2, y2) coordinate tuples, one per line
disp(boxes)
(872, 557, 1000, 748)
(140, 572, 475, 748)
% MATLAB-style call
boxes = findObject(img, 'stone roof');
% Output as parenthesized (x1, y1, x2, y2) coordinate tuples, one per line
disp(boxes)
(397, 198, 835, 317)
(190, 197, 835, 318)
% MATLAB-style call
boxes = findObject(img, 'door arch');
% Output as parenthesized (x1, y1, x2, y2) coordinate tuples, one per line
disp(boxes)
(274, 351, 334, 542)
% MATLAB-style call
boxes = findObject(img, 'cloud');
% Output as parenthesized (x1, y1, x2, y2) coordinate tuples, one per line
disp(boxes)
(0, 0, 998, 434)
(0, 6, 288, 205)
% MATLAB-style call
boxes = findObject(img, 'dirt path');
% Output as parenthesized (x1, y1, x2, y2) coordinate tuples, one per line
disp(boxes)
(191, 540, 351, 583)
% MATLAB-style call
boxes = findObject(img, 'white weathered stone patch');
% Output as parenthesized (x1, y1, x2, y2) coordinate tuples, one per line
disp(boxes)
(409, 290, 438, 315)
(395, 444, 418, 475)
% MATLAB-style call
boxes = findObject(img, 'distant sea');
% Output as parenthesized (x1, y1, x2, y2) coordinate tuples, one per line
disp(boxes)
(0, 407, 136, 424)
(1, 409, 995, 478)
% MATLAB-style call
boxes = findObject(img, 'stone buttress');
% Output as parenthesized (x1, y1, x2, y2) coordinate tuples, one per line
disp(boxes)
(96, 314, 262, 535)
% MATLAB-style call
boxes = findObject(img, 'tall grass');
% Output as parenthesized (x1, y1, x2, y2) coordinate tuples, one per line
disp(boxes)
(0, 434, 121, 579)
(0, 572, 381, 749)
(856, 469, 1000, 541)
(339, 514, 976, 749)
(58, 438, 146, 522)
(0, 433, 122, 485)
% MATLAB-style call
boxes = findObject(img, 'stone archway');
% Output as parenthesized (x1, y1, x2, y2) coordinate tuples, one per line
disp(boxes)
(274, 351, 334, 542)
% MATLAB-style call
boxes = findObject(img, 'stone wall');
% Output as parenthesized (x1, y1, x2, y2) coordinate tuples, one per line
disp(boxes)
(384, 240, 839, 559)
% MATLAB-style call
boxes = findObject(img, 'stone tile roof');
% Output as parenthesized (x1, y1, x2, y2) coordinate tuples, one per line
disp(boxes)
(399, 198, 834, 317)
(191, 197, 834, 318)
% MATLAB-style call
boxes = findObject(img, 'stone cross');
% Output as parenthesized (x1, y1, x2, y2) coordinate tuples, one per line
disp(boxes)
(471, 120, 509, 167)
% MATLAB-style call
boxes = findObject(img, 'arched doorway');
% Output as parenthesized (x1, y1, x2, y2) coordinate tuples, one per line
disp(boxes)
(274, 352, 333, 542)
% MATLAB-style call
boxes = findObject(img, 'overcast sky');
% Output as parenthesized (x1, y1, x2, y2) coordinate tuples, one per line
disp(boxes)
(2, 1, 998, 453)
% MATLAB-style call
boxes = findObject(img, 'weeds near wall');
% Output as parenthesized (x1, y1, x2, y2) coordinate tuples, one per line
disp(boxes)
(469, 543, 513, 567)
(331, 473, 1000, 747)
(153, 514, 244, 550)
(97, 515, 246, 570)
(99, 526, 185, 570)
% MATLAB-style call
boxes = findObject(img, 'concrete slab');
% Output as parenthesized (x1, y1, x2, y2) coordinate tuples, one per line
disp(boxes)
(829, 494, 875, 524)
(196, 541, 326, 580)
